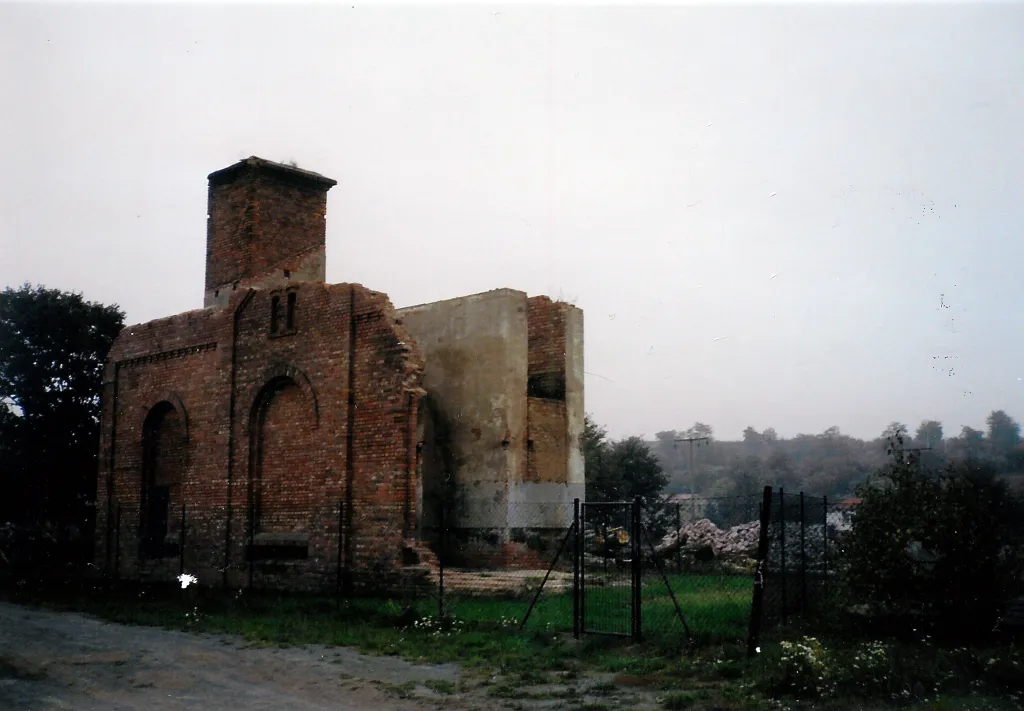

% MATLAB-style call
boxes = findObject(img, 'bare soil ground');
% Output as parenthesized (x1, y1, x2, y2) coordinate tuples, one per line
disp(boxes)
(0, 601, 466, 710)
(0, 602, 663, 711)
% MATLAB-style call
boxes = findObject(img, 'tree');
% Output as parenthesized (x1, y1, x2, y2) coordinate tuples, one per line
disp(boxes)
(686, 422, 714, 442)
(0, 284, 123, 539)
(765, 449, 801, 491)
(959, 426, 986, 460)
(742, 426, 762, 452)
(582, 414, 609, 484)
(915, 420, 944, 448)
(881, 421, 909, 440)
(761, 427, 779, 444)
(841, 449, 1024, 641)
(585, 422, 667, 504)
(986, 410, 1021, 459)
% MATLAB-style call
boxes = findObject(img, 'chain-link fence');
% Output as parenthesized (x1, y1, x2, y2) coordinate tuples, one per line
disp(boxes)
(417, 501, 576, 631)
(641, 495, 762, 645)
(92, 488, 845, 650)
(419, 495, 766, 645)
(746, 487, 846, 652)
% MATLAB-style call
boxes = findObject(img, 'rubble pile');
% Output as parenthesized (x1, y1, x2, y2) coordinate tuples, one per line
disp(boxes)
(655, 519, 761, 563)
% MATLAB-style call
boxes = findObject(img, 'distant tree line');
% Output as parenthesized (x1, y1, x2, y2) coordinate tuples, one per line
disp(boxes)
(646, 415, 1023, 499)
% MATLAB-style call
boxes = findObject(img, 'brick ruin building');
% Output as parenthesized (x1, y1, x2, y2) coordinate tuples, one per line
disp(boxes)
(95, 157, 584, 591)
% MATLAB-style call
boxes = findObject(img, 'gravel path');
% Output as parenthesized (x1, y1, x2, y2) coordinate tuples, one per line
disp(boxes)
(0, 602, 464, 711)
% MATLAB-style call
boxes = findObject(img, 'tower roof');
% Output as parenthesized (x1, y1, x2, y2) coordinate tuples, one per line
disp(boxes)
(207, 156, 337, 188)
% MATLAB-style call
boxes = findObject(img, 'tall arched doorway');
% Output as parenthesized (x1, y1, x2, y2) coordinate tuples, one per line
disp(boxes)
(250, 377, 317, 539)
(141, 401, 187, 558)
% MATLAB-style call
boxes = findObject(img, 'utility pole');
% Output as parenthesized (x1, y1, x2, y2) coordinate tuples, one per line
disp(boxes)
(895, 446, 933, 454)
(674, 436, 709, 495)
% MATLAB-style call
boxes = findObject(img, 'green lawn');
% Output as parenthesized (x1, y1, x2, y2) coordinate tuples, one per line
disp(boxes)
(432, 572, 751, 644)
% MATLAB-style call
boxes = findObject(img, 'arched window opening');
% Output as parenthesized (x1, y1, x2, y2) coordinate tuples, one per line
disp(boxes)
(141, 401, 186, 559)
(247, 376, 316, 561)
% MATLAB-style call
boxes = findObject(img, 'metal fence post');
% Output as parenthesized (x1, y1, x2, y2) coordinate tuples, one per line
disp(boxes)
(438, 503, 446, 620)
(779, 488, 787, 626)
(822, 495, 829, 606)
(179, 502, 186, 577)
(247, 500, 254, 591)
(114, 505, 121, 582)
(799, 492, 807, 615)
(675, 503, 683, 574)
(747, 486, 773, 657)
(632, 497, 642, 643)
(342, 502, 350, 614)
(580, 502, 586, 634)
(572, 498, 580, 639)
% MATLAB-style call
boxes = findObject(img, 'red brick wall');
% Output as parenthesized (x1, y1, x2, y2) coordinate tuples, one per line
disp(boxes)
(96, 305, 230, 583)
(347, 287, 425, 578)
(453, 541, 549, 570)
(526, 398, 567, 484)
(527, 296, 567, 377)
(525, 297, 569, 488)
(147, 404, 187, 537)
(206, 176, 254, 292)
(96, 282, 425, 592)
(254, 380, 317, 534)
(205, 161, 331, 294)
(247, 174, 328, 276)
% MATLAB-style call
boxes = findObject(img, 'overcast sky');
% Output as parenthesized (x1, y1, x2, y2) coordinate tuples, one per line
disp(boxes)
(2, 2, 1022, 442)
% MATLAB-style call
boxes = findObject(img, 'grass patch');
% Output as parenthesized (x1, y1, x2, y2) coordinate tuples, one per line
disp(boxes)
(377, 680, 417, 699)
(422, 678, 455, 695)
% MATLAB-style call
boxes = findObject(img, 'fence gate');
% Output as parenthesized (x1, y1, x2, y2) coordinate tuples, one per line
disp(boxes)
(577, 501, 640, 639)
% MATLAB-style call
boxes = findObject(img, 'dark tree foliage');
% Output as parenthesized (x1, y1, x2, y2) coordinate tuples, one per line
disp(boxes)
(986, 409, 1022, 459)
(0, 284, 123, 552)
(582, 415, 609, 488)
(840, 434, 1024, 641)
(583, 415, 667, 505)
(914, 419, 943, 448)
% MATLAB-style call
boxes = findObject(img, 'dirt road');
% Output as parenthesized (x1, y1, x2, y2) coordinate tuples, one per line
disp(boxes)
(0, 602, 464, 711)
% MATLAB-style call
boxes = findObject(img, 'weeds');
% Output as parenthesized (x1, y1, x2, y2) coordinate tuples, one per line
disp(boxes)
(423, 679, 455, 695)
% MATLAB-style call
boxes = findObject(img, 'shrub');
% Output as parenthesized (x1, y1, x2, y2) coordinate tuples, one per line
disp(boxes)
(839, 438, 1024, 641)
(833, 640, 893, 697)
(760, 636, 832, 698)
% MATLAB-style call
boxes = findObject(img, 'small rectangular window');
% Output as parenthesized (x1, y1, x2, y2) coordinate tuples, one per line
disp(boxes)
(270, 295, 280, 334)
(286, 292, 296, 331)
(527, 372, 566, 401)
